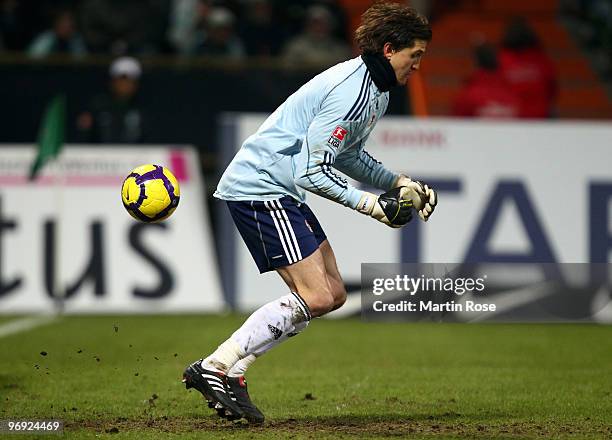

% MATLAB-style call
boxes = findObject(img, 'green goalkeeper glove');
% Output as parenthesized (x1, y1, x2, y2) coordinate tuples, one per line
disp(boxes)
(357, 187, 414, 228)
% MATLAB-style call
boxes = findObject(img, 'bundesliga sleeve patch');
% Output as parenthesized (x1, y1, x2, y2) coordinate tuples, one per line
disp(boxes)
(327, 126, 349, 149)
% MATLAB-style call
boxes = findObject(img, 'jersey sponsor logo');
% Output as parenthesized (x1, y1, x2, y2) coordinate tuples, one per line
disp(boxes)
(332, 126, 347, 140)
(327, 126, 348, 149)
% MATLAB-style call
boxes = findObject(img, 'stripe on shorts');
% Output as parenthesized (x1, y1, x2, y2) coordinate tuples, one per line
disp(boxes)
(272, 200, 302, 261)
(264, 200, 298, 264)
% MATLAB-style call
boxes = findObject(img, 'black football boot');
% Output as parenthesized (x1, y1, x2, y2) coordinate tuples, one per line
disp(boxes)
(226, 376, 265, 424)
(182, 359, 244, 420)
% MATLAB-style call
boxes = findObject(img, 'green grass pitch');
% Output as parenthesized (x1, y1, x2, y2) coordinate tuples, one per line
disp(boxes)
(0, 315, 611, 439)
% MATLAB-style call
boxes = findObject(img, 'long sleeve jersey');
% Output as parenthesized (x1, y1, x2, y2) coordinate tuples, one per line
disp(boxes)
(214, 56, 399, 210)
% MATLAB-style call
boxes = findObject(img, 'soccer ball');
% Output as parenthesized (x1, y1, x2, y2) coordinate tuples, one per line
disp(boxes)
(121, 164, 180, 222)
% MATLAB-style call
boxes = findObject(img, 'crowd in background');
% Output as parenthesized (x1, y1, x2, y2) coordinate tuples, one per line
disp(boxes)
(2, 0, 611, 139)
(0, 0, 353, 64)
(452, 18, 558, 119)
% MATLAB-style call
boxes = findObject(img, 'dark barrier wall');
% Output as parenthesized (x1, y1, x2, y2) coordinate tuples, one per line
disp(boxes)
(0, 59, 410, 151)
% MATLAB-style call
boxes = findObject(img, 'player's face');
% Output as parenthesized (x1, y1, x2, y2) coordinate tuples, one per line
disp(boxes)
(386, 39, 428, 85)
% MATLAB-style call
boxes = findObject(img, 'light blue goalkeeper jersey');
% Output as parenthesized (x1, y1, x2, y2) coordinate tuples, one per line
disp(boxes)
(214, 56, 399, 210)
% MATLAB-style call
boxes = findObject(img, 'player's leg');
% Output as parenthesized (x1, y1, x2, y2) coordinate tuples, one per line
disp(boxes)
(318, 239, 347, 311)
(201, 247, 332, 423)
(205, 198, 334, 369)
(275, 248, 336, 316)
(224, 237, 345, 422)
(223, 249, 332, 423)
(269, 239, 345, 311)
(206, 247, 333, 370)
(186, 197, 330, 422)
(228, 218, 346, 374)
(298, 203, 347, 312)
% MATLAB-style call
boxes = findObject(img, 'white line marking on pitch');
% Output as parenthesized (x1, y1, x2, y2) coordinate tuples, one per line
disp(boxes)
(0, 315, 59, 338)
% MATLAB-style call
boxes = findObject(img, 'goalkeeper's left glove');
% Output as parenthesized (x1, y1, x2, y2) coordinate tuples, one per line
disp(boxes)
(357, 187, 414, 228)
(394, 175, 438, 222)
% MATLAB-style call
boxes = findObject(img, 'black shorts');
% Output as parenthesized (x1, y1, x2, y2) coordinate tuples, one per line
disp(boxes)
(226, 196, 327, 273)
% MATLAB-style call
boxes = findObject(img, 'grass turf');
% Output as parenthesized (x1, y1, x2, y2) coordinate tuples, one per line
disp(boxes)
(0, 315, 610, 439)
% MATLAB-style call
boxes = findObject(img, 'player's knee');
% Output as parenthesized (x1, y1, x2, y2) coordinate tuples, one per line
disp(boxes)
(332, 285, 347, 309)
(326, 274, 346, 310)
(310, 295, 335, 317)
(302, 289, 335, 317)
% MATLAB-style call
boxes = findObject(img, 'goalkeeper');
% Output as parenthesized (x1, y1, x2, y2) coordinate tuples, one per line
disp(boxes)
(183, 2, 437, 423)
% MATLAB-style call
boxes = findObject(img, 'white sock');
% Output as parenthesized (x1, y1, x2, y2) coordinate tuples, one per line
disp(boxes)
(227, 320, 309, 377)
(201, 338, 245, 373)
(203, 292, 310, 373)
(227, 354, 257, 377)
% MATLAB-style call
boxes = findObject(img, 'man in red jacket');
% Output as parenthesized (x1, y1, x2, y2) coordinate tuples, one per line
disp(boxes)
(498, 18, 558, 118)
(452, 43, 520, 118)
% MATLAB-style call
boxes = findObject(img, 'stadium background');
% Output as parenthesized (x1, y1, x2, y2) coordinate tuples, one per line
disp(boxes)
(1, 0, 611, 438)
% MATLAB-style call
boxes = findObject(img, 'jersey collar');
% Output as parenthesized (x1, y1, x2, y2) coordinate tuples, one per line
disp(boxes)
(361, 52, 398, 92)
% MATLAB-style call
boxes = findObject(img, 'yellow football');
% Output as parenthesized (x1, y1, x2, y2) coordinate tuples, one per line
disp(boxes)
(121, 164, 180, 222)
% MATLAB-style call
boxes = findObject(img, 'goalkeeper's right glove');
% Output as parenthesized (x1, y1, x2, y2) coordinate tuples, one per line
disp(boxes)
(356, 187, 414, 228)
(394, 175, 438, 222)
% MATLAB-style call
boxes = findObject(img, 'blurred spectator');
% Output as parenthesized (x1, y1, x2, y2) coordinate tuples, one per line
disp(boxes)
(193, 6, 245, 58)
(167, 0, 207, 55)
(27, 9, 87, 59)
(282, 0, 349, 43)
(584, 1, 612, 77)
(281, 5, 351, 66)
(562, 0, 612, 78)
(1, 1, 82, 51)
(79, 0, 169, 55)
(452, 44, 520, 118)
(1, 0, 36, 51)
(498, 18, 558, 118)
(238, 0, 285, 56)
(76, 57, 148, 143)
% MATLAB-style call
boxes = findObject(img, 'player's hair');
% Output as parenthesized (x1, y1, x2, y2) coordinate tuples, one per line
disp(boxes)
(355, 2, 432, 55)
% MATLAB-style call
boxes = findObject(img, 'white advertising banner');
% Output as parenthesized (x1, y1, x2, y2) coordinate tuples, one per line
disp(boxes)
(0, 145, 224, 314)
(227, 115, 612, 310)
